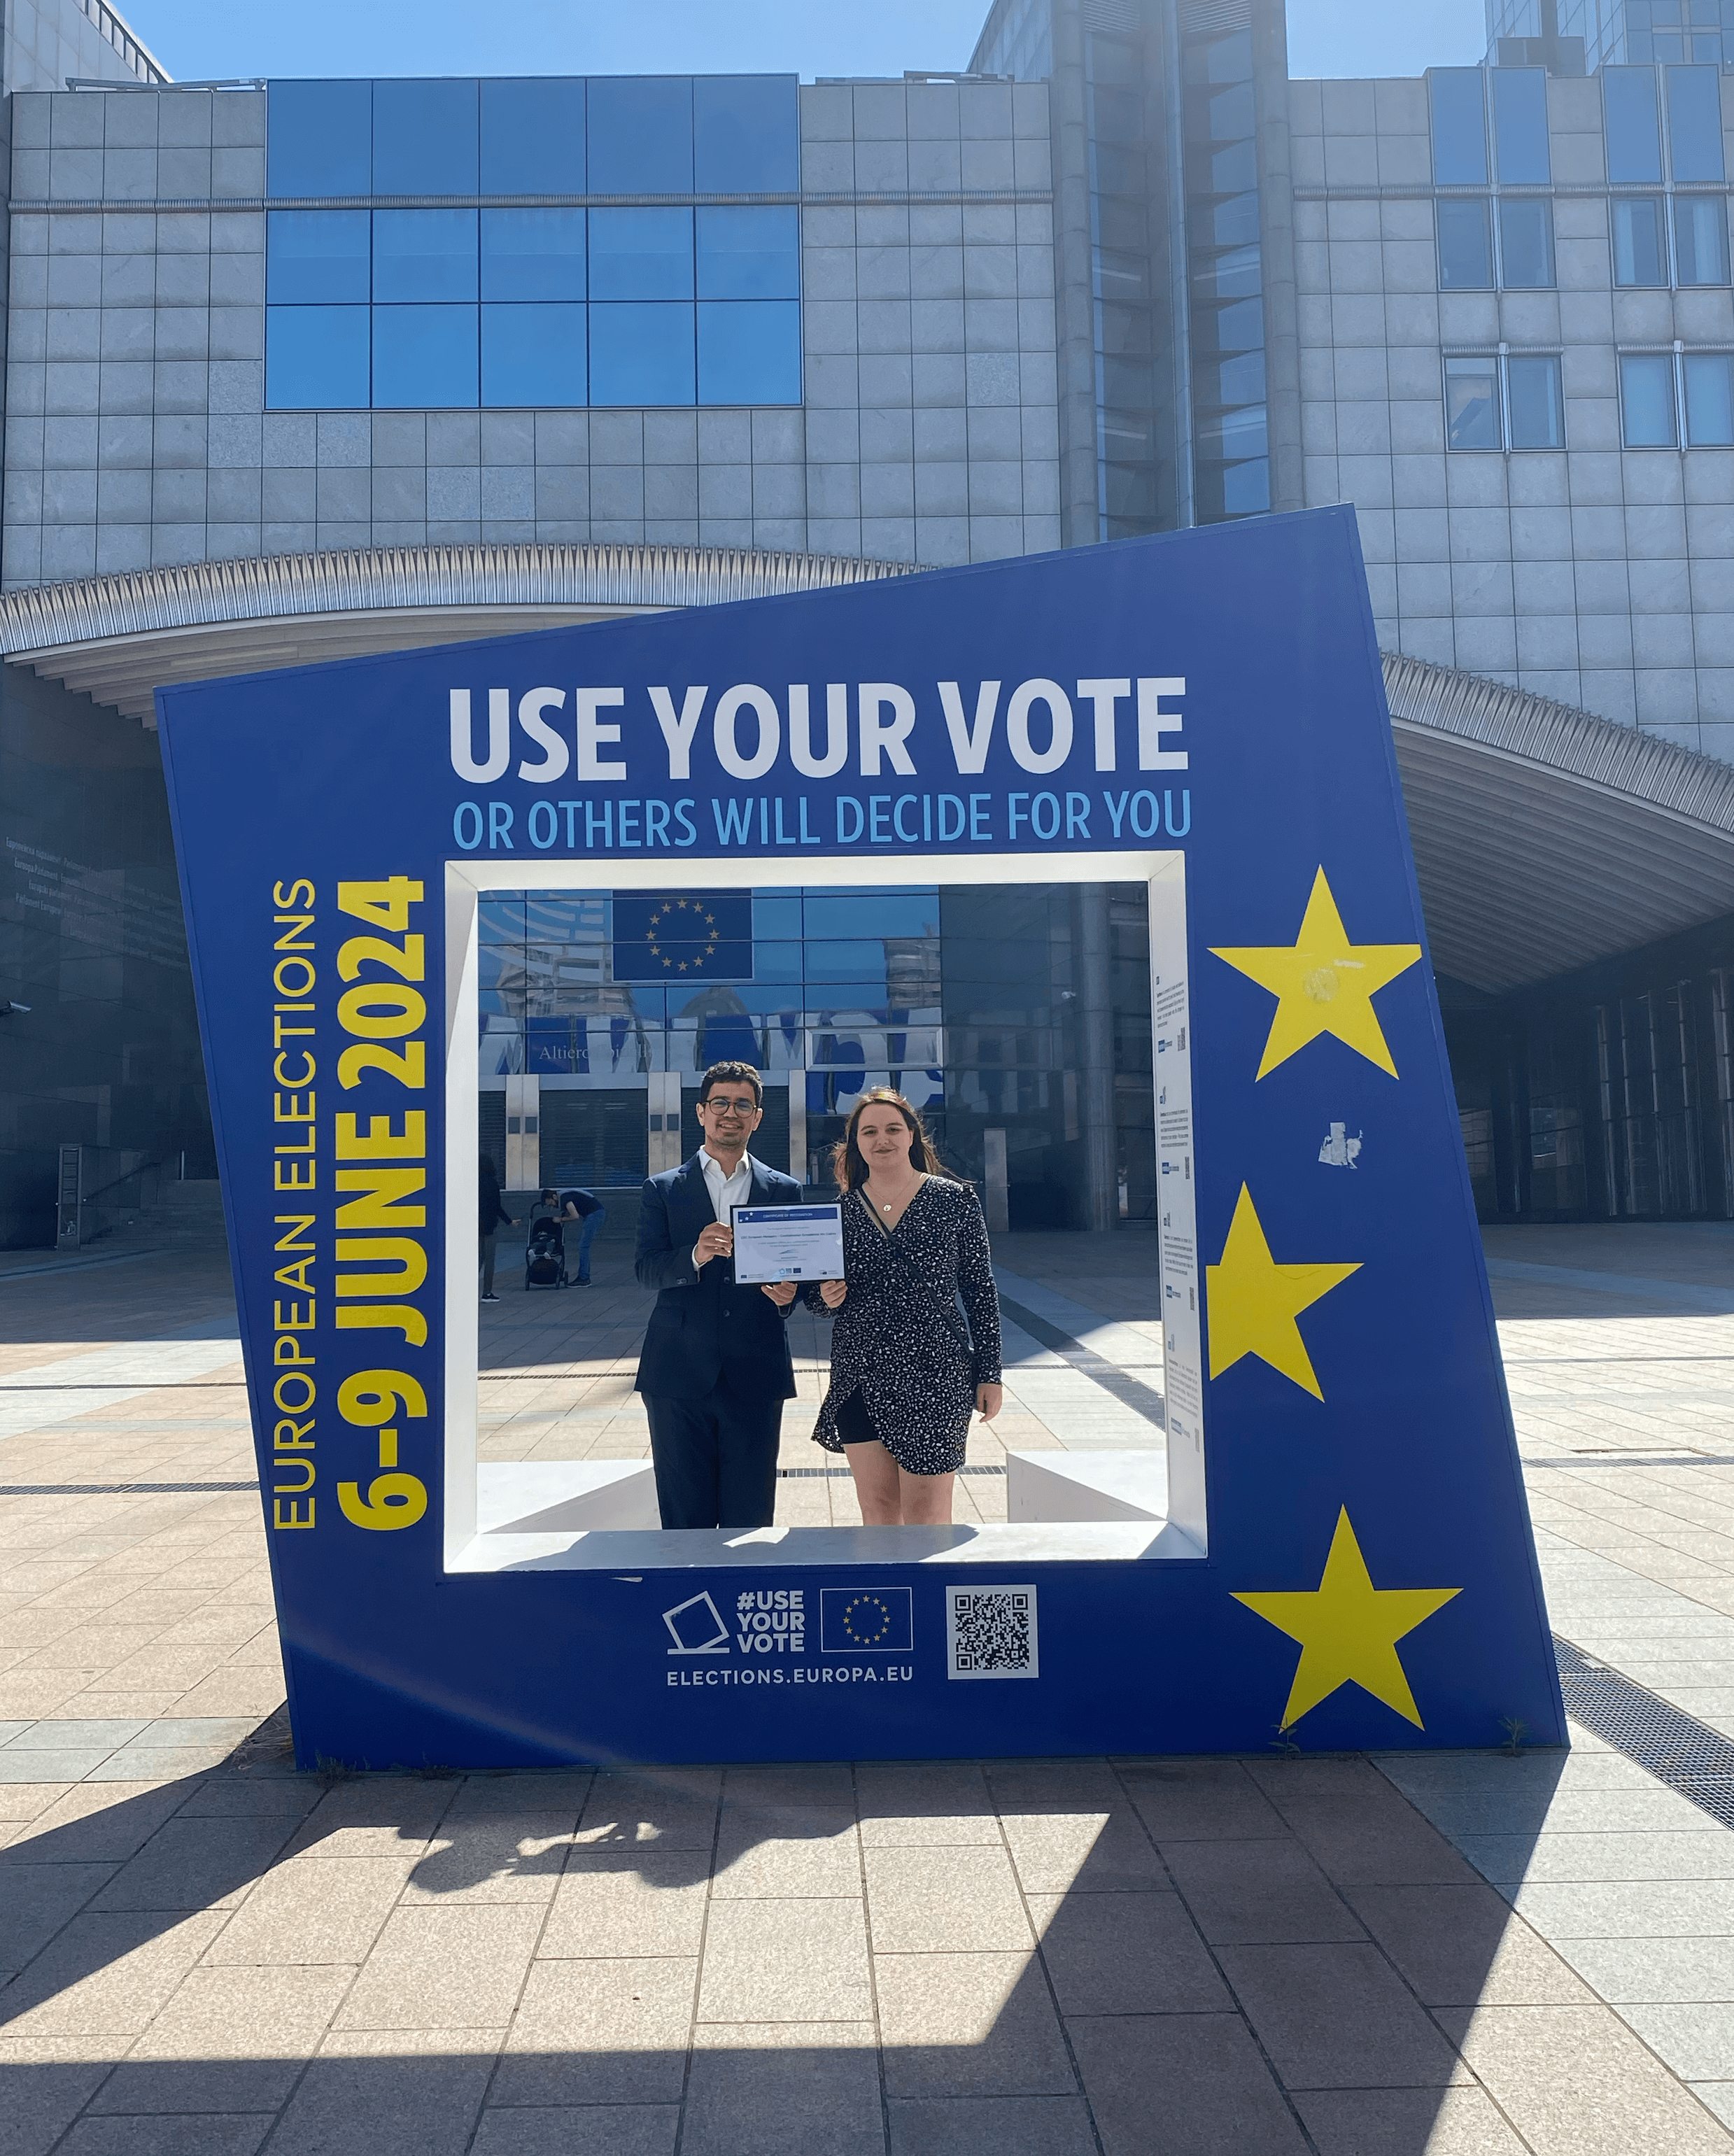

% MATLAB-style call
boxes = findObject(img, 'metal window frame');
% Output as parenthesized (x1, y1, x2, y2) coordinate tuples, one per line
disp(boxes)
(1442, 346, 1566, 452)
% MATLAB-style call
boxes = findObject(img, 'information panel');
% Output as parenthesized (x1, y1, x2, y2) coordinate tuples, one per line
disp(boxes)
(155, 507, 1564, 1768)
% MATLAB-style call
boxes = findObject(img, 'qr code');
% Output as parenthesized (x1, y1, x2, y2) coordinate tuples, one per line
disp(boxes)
(946, 1585, 1038, 1680)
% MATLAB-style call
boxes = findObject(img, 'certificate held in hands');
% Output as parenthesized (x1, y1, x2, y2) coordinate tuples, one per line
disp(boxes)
(732, 1203, 846, 1283)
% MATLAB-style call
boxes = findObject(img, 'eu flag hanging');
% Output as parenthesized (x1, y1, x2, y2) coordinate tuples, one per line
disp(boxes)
(613, 891, 753, 982)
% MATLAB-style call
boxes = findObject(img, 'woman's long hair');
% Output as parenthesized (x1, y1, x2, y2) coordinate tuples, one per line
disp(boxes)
(831, 1088, 957, 1193)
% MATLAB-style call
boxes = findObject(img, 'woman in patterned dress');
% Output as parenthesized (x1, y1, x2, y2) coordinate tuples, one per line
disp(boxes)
(808, 1088, 1003, 1526)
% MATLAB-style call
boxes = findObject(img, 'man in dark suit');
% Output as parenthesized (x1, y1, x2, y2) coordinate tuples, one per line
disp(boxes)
(634, 1059, 803, 1530)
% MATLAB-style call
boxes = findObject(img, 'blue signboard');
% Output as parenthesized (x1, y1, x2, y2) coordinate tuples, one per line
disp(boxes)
(155, 506, 1564, 1768)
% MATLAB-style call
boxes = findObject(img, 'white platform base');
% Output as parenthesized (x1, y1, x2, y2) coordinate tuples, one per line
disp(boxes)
(475, 1459, 661, 1535)
(451, 1452, 1203, 1570)
(1005, 1449, 1169, 1523)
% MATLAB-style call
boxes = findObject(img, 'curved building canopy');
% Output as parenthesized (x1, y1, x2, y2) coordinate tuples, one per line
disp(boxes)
(5, 543, 1734, 999)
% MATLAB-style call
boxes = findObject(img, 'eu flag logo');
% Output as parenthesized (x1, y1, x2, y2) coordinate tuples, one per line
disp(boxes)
(612, 891, 753, 982)
(819, 1586, 914, 1654)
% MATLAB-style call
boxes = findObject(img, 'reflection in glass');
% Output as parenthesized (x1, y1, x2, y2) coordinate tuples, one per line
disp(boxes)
(1612, 197, 1667, 286)
(696, 207, 801, 300)
(1507, 354, 1563, 449)
(588, 209, 694, 301)
(1437, 199, 1494, 290)
(1498, 198, 1555, 288)
(586, 76, 694, 192)
(373, 304, 479, 409)
(1604, 68, 1663, 183)
(481, 78, 586, 193)
(1667, 65, 1726, 182)
(1192, 242, 1260, 302)
(482, 304, 586, 407)
(1445, 355, 1501, 449)
(267, 210, 369, 304)
(481, 209, 586, 302)
(1429, 68, 1488, 185)
(1621, 352, 1679, 446)
(693, 75, 800, 192)
(1492, 67, 1550, 183)
(697, 300, 801, 405)
(374, 210, 479, 304)
(372, 78, 479, 195)
(588, 302, 696, 405)
(266, 305, 369, 409)
(1685, 353, 1734, 445)
(267, 79, 371, 197)
(1675, 195, 1731, 286)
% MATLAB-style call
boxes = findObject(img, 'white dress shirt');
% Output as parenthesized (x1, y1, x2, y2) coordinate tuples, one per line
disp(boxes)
(693, 1148, 756, 1272)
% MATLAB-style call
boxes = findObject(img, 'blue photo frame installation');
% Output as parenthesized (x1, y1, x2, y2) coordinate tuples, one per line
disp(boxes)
(156, 506, 1564, 1767)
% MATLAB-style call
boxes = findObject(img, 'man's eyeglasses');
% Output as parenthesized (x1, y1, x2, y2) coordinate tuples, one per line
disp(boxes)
(702, 1097, 756, 1117)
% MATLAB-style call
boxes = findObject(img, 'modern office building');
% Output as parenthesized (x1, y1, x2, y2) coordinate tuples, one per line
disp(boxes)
(7, 0, 1734, 1246)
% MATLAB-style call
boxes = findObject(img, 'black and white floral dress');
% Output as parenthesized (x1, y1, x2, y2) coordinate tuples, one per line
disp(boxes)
(807, 1176, 1003, 1477)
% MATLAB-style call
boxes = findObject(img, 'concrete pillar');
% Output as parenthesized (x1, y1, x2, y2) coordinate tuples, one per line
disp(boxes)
(1048, 0, 1102, 548)
(983, 1127, 1010, 1234)
(1253, 0, 1305, 516)
(789, 1073, 808, 1187)
(1076, 883, 1118, 1232)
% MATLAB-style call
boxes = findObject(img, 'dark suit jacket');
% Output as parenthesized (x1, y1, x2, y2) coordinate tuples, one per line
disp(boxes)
(633, 1151, 803, 1401)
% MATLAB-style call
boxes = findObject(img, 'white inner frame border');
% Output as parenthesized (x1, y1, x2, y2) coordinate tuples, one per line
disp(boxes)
(442, 850, 1205, 1570)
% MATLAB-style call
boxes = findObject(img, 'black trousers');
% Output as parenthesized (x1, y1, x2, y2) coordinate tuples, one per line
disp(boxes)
(644, 1372, 784, 1530)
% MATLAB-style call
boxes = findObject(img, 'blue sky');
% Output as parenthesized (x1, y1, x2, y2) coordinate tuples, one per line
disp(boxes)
(128, 1, 1486, 83)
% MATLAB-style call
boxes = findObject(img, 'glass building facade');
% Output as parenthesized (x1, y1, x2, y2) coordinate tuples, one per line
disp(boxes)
(474, 882, 1153, 1227)
(263, 76, 803, 411)
(975, 0, 1282, 532)
(1488, 0, 1734, 71)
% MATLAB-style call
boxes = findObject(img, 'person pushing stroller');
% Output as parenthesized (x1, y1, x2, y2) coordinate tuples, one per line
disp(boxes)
(528, 1185, 607, 1287)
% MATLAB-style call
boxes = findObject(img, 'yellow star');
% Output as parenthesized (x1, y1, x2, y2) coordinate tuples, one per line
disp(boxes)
(1206, 1185, 1360, 1400)
(1210, 867, 1423, 1079)
(1234, 1508, 1461, 1728)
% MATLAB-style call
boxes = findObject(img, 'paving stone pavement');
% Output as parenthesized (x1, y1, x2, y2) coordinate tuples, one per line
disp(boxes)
(8, 1227, 1734, 2149)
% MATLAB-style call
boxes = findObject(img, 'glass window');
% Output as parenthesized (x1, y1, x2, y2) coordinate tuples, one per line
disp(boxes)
(1498, 197, 1556, 287)
(267, 80, 371, 197)
(588, 302, 696, 404)
(1507, 354, 1564, 447)
(695, 207, 799, 300)
(481, 303, 586, 407)
(1195, 456, 1269, 521)
(372, 78, 479, 195)
(1429, 69, 1488, 185)
(752, 896, 802, 937)
(481, 209, 585, 302)
(588, 207, 694, 301)
(374, 210, 479, 303)
(1444, 355, 1501, 449)
(373, 304, 479, 409)
(1685, 352, 1734, 444)
(586, 77, 693, 193)
(1437, 197, 1494, 288)
(1612, 197, 1668, 285)
(1192, 350, 1267, 409)
(693, 76, 799, 191)
(267, 209, 369, 304)
(1492, 67, 1551, 183)
(1675, 194, 1731, 284)
(480, 78, 586, 193)
(697, 299, 801, 404)
(266, 305, 369, 408)
(1667, 64, 1726, 181)
(1621, 351, 1679, 444)
(1604, 68, 1663, 182)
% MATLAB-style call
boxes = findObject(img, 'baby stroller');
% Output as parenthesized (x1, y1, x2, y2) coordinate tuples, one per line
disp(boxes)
(523, 1208, 568, 1290)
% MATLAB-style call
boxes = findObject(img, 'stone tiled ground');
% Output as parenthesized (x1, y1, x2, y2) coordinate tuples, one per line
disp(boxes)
(8, 1226, 1734, 2150)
